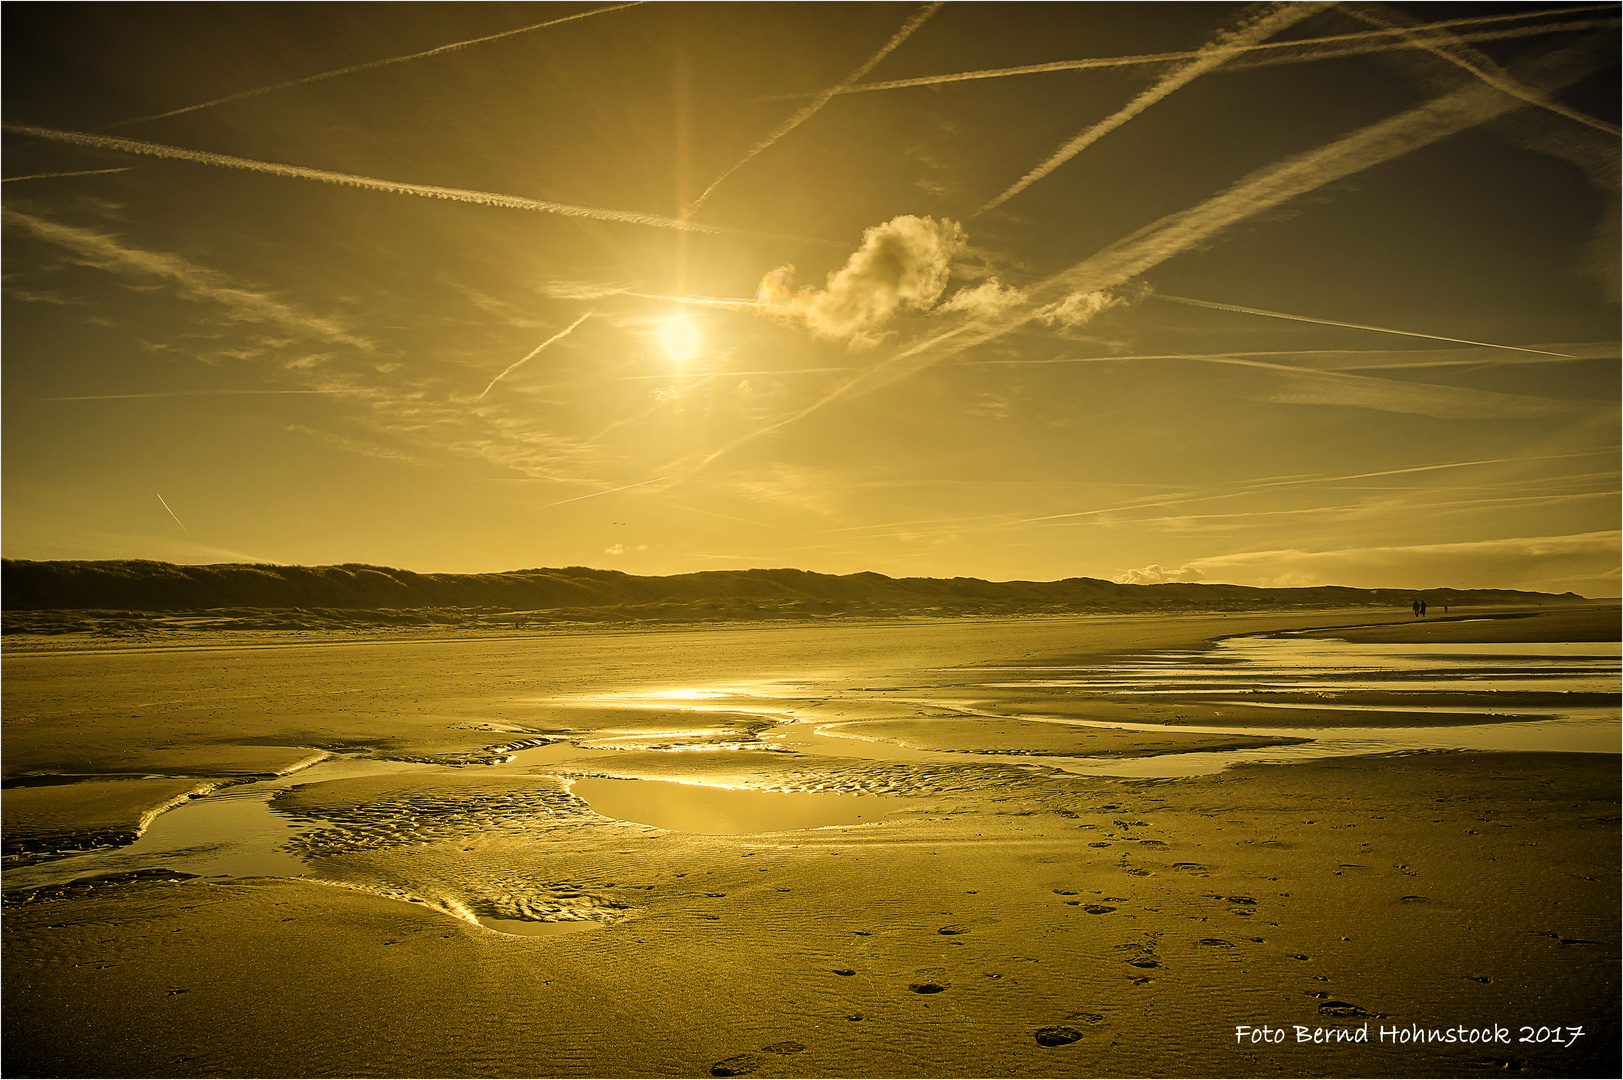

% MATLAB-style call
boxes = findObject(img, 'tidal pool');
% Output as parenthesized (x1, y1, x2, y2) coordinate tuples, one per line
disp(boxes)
(569, 776, 893, 834)
(476, 916, 602, 937)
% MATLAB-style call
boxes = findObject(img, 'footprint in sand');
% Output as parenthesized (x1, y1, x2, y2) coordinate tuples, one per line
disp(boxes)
(1318, 1001, 1374, 1018)
(1196, 938, 1234, 948)
(909, 982, 949, 994)
(709, 1053, 767, 1076)
(833, 969, 856, 976)
(938, 924, 970, 935)
(1033, 1026, 1083, 1047)
(1082, 905, 1117, 915)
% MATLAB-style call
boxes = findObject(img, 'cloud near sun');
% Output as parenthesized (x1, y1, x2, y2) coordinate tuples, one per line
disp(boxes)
(754, 213, 1130, 348)
(755, 215, 964, 347)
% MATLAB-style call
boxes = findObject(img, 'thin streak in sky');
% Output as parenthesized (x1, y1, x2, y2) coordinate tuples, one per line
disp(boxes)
(477, 312, 593, 400)
(30, 390, 348, 401)
(687, 37, 1609, 470)
(772, 6, 1616, 98)
(105, 3, 647, 129)
(3, 123, 829, 242)
(617, 368, 857, 379)
(156, 493, 191, 536)
(1340, 4, 1620, 135)
(977, 2, 1332, 215)
(543, 477, 670, 508)
(681, 1, 944, 219)
(626, 292, 762, 309)
(2, 167, 134, 183)
(1153, 294, 1576, 357)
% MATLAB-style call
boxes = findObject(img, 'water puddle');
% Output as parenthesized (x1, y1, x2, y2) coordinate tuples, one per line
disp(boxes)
(983, 638, 1620, 699)
(570, 776, 892, 834)
(476, 916, 601, 937)
(4, 757, 435, 892)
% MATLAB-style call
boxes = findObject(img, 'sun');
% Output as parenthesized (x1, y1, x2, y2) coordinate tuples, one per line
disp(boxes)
(657, 315, 700, 363)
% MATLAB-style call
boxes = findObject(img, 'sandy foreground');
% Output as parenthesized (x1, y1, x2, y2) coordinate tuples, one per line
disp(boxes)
(3, 607, 1618, 1078)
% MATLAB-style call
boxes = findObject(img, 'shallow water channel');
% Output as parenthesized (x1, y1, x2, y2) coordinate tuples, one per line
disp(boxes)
(12, 631, 1616, 909)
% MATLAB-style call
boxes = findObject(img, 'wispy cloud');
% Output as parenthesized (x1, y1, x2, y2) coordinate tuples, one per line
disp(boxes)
(475, 312, 593, 400)
(682, 2, 945, 219)
(1152, 531, 1622, 592)
(977, 2, 1331, 213)
(3, 207, 371, 348)
(105, 3, 648, 129)
(4, 123, 830, 242)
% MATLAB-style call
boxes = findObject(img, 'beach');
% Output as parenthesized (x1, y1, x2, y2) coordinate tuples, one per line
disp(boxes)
(4, 606, 1618, 1078)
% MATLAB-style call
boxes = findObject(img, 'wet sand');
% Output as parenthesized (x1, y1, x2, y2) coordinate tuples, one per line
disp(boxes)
(3, 606, 1618, 1078)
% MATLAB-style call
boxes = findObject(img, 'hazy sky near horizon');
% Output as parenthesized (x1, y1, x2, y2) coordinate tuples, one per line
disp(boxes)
(3, 2, 1618, 594)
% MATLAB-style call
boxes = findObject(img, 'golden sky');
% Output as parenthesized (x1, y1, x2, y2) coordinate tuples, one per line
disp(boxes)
(3, 2, 1618, 594)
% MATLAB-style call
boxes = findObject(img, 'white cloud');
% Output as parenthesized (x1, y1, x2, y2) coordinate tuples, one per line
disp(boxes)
(1113, 563, 1205, 585)
(756, 215, 965, 347)
(1037, 289, 1124, 329)
(940, 278, 1027, 319)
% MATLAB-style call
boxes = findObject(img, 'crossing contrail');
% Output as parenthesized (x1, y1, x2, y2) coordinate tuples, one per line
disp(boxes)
(2, 123, 821, 241)
(105, 3, 647, 129)
(543, 477, 670, 508)
(156, 493, 191, 536)
(978, 3, 1333, 215)
(682, 1, 944, 219)
(682, 34, 1609, 470)
(1153, 295, 1576, 357)
(758, 6, 1617, 99)
(1339, 3, 1619, 135)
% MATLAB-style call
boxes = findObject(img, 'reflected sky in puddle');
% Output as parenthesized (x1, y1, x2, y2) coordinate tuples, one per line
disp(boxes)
(476, 916, 601, 937)
(982, 638, 1620, 697)
(5, 757, 434, 891)
(570, 776, 892, 834)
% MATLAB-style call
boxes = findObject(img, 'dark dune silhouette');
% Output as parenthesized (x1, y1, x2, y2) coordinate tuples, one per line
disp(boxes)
(0, 558, 1585, 620)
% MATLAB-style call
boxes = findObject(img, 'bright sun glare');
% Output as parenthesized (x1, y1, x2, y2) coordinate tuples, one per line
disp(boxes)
(658, 315, 700, 363)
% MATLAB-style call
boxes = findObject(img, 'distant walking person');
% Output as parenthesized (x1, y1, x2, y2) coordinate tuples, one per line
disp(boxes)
(1419, 600, 1427, 617)
(1412, 600, 1421, 618)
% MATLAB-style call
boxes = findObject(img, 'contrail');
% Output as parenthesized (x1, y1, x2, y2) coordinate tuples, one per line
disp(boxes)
(686, 34, 1612, 471)
(105, 3, 647, 129)
(3, 123, 832, 242)
(156, 493, 191, 536)
(1339, 3, 1619, 135)
(477, 312, 593, 400)
(762, 6, 1617, 99)
(977, 3, 1334, 215)
(32, 389, 351, 401)
(626, 291, 761, 309)
(617, 367, 857, 379)
(2, 166, 134, 183)
(1152, 295, 1576, 357)
(682, 1, 944, 219)
(543, 477, 670, 508)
